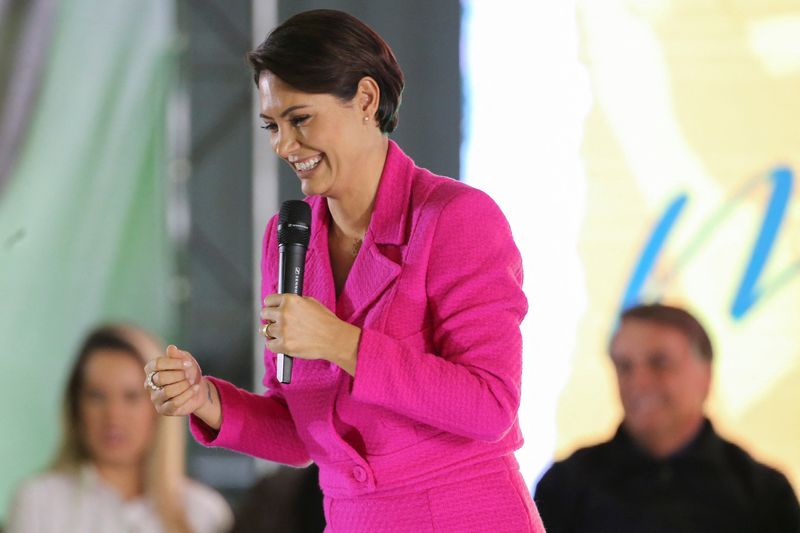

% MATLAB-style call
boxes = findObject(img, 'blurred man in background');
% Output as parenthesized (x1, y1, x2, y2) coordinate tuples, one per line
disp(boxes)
(534, 304, 799, 533)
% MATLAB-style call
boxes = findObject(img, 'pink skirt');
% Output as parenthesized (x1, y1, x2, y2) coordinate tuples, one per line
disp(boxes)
(323, 458, 546, 532)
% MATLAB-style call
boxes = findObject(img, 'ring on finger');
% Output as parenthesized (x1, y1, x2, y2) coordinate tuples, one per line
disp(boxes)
(146, 370, 163, 392)
(261, 322, 276, 339)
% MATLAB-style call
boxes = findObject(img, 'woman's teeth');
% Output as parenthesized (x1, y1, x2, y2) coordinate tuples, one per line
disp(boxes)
(294, 156, 322, 172)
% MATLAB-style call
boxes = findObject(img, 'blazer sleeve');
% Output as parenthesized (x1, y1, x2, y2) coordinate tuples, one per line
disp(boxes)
(189, 216, 311, 466)
(351, 187, 528, 442)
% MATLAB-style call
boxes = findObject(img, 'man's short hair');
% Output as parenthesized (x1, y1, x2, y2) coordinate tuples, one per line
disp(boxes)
(618, 304, 713, 362)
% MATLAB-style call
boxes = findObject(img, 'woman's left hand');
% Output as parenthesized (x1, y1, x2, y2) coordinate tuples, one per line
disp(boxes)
(261, 293, 361, 375)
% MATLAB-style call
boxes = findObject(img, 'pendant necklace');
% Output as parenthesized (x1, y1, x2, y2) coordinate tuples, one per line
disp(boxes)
(352, 237, 363, 256)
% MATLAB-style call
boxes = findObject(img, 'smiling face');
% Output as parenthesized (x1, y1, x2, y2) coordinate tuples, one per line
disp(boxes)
(79, 349, 156, 469)
(258, 71, 380, 198)
(610, 318, 711, 456)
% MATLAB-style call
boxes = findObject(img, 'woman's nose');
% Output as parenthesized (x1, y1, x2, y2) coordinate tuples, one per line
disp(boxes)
(273, 128, 299, 159)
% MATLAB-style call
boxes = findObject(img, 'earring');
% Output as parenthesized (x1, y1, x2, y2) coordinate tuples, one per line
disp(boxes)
(363, 116, 369, 122)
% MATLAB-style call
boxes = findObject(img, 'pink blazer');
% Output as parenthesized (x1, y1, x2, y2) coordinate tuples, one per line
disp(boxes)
(192, 141, 529, 502)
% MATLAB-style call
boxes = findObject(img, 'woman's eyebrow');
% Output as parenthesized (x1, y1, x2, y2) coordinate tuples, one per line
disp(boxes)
(260, 104, 311, 120)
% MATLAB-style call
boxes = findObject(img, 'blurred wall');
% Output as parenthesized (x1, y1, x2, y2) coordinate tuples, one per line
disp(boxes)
(177, 0, 261, 501)
(0, 0, 177, 522)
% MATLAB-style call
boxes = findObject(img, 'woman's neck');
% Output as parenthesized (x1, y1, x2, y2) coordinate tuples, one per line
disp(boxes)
(94, 461, 144, 501)
(327, 136, 389, 239)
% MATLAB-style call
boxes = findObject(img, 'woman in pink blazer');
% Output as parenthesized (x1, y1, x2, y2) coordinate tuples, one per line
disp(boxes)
(145, 9, 545, 532)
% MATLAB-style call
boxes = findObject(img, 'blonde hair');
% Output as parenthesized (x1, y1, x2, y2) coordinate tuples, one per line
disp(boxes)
(52, 323, 193, 533)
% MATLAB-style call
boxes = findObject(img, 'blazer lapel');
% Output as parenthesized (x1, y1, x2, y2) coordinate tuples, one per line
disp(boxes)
(337, 140, 413, 324)
(299, 141, 416, 324)
(303, 247, 335, 312)
(302, 198, 336, 312)
(337, 237, 401, 323)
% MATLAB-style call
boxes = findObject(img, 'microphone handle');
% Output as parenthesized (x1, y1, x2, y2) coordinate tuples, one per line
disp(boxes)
(276, 243, 306, 383)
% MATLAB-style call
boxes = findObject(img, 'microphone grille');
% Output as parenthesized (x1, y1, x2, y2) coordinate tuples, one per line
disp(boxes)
(278, 200, 312, 247)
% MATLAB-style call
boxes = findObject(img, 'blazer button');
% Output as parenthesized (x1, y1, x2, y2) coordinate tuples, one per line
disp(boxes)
(352, 466, 368, 483)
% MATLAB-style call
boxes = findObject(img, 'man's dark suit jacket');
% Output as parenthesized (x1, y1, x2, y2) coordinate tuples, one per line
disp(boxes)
(534, 420, 799, 533)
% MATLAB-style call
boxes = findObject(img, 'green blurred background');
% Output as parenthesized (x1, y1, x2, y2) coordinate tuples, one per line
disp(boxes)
(0, 0, 177, 520)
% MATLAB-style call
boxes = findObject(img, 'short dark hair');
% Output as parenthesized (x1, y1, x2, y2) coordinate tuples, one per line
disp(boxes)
(618, 304, 714, 362)
(247, 9, 404, 134)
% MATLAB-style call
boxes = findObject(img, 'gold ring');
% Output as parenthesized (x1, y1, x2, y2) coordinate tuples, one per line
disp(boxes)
(261, 322, 275, 339)
(146, 371, 163, 392)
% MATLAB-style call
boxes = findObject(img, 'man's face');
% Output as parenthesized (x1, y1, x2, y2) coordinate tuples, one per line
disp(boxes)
(610, 318, 711, 452)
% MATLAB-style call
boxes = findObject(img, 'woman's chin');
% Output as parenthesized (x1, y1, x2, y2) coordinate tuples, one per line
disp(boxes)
(92, 453, 143, 470)
(299, 177, 330, 197)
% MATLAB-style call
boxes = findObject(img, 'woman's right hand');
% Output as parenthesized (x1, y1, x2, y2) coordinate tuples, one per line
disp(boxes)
(144, 345, 222, 429)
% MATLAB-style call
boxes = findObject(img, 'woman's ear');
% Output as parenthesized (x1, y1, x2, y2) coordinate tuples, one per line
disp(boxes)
(356, 76, 381, 119)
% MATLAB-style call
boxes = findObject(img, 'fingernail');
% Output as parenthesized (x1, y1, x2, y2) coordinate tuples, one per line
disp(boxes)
(182, 361, 191, 367)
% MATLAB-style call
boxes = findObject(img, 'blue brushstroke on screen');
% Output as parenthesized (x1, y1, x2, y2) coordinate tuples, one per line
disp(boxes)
(732, 166, 793, 318)
(622, 166, 797, 320)
(621, 193, 688, 310)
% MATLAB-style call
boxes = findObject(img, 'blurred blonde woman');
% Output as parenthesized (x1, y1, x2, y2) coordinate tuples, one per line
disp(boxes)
(6, 324, 232, 533)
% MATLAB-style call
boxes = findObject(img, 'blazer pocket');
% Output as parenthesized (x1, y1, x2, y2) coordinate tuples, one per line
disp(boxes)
(396, 325, 434, 353)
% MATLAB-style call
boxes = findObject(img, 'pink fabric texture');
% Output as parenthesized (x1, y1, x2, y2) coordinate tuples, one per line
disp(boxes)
(191, 141, 544, 531)
(324, 456, 545, 533)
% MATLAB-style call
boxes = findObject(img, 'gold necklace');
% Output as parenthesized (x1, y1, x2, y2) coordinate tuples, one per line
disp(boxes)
(330, 223, 364, 257)
(352, 237, 363, 256)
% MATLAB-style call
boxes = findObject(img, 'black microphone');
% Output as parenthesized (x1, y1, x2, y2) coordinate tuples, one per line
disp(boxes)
(276, 200, 311, 384)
